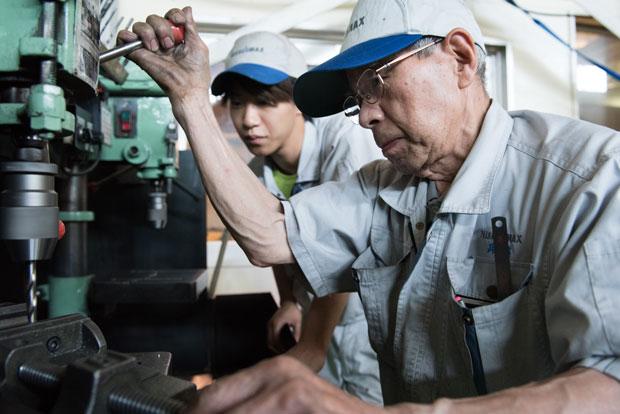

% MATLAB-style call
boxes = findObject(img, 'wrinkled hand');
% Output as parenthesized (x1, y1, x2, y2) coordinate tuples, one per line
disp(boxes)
(267, 300, 302, 353)
(187, 356, 386, 414)
(116, 7, 210, 104)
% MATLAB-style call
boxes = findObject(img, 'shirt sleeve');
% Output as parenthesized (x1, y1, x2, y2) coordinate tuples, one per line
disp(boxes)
(282, 162, 381, 297)
(545, 154, 620, 381)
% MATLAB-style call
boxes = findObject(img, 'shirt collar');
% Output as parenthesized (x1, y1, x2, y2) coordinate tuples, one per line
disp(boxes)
(259, 157, 284, 198)
(439, 100, 514, 214)
(261, 119, 320, 185)
(377, 100, 513, 218)
(378, 171, 428, 217)
(295, 119, 321, 183)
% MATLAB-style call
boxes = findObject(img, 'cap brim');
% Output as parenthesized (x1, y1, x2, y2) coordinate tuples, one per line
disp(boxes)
(294, 34, 424, 117)
(212, 63, 290, 95)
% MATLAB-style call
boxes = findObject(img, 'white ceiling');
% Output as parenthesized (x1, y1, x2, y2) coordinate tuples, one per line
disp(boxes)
(116, 0, 618, 82)
(118, 0, 617, 39)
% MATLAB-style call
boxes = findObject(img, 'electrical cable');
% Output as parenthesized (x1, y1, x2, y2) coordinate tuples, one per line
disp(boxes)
(505, 0, 620, 82)
(508, 7, 574, 18)
(62, 142, 102, 176)
(63, 156, 100, 176)
(89, 164, 136, 189)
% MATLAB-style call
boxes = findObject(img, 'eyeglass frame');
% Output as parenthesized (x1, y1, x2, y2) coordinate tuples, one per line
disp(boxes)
(343, 37, 444, 118)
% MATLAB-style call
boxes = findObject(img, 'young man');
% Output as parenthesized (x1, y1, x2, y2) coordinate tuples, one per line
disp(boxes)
(209, 31, 383, 405)
(120, 1, 620, 412)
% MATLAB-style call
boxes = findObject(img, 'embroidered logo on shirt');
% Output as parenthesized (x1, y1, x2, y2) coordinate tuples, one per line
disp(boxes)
(479, 229, 523, 255)
(478, 229, 523, 244)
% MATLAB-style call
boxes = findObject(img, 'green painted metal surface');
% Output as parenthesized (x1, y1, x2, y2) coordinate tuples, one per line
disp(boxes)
(59, 210, 95, 222)
(0, 0, 99, 91)
(0, 0, 41, 73)
(121, 138, 150, 165)
(0, 104, 26, 125)
(27, 84, 74, 135)
(100, 95, 178, 180)
(100, 61, 166, 97)
(48, 274, 94, 317)
(0, 0, 96, 145)
(99, 62, 178, 180)
(19, 37, 56, 58)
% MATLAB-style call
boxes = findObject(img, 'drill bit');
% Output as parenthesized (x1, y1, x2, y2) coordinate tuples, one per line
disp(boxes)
(25, 261, 37, 323)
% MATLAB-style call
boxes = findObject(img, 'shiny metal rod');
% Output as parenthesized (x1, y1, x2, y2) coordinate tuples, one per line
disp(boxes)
(40, 1, 58, 84)
(209, 229, 230, 300)
(25, 261, 38, 323)
(100, 40, 143, 63)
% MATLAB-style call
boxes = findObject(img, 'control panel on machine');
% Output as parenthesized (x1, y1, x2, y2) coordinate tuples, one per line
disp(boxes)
(114, 100, 137, 138)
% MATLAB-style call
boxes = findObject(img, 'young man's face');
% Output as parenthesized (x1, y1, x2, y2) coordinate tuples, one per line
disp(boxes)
(346, 43, 466, 181)
(227, 84, 302, 158)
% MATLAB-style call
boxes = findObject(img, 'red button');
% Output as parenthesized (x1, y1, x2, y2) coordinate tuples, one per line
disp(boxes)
(58, 220, 66, 240)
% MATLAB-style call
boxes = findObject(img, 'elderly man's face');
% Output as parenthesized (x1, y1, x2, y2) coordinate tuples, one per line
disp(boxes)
(346, 45, 465, 180)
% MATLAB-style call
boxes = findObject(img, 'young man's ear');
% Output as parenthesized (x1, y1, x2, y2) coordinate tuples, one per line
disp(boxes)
(443, 28, 479, 89)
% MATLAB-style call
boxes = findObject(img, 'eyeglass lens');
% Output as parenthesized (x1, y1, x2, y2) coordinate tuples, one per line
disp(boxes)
(357, 68, 384, 104)
(343, 68, 383, 119)
(343, 96, 360, 117)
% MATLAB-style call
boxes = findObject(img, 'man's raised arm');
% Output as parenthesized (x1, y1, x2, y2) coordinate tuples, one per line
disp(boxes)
(117, 7, 294, 267)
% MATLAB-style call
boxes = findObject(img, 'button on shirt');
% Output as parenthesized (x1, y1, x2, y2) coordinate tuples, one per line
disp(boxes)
(282, 101, 620, 404)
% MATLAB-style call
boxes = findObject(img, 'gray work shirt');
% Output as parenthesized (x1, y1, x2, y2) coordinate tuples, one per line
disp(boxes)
(249, 113, 383, 324)
(283, 101, 620, 404)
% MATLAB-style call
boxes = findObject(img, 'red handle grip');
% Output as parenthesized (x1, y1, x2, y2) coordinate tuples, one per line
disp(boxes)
(170, 23, 185, 44)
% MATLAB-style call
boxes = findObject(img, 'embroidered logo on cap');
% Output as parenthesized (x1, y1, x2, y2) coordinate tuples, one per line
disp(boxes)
(230, 46, 265, 58)
(345, 16, 366, 36)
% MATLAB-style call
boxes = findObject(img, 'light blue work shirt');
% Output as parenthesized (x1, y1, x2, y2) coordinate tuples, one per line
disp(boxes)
(249, 114, 384, 404)
(283, 101, 620, 404)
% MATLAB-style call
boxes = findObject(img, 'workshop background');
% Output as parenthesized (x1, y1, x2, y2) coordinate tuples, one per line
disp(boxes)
(113, 0, 619, 301)
(0, 0, 617, 412)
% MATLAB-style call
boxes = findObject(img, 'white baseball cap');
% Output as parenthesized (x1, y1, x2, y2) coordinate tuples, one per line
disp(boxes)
(293, 0, 486, 117)
(211, 31, 308, 95)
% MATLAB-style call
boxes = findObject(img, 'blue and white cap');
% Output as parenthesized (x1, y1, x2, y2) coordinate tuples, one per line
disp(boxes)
(211, 31, 308, 95)
(293, 0, 486, 117)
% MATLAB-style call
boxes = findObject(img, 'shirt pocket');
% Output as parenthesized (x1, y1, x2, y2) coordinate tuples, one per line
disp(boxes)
(446, 256, 533, 302)
(352, 249, 414, 361)
(446, 256, 553, 392)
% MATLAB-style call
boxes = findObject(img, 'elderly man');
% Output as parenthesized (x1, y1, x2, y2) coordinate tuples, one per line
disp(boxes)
(119, 0, 620, 412)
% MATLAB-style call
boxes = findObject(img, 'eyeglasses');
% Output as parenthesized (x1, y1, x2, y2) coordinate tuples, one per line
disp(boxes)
(343, 38, 443, 120)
